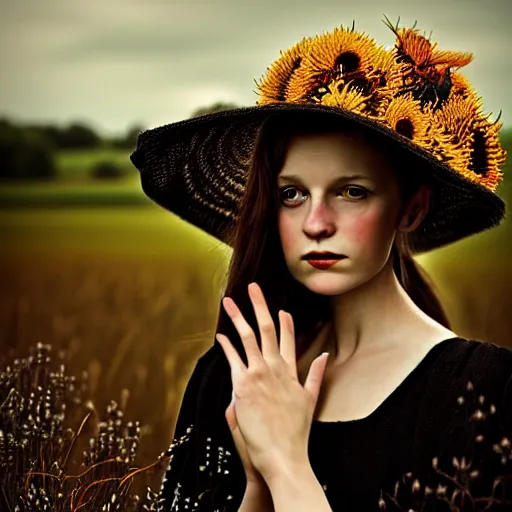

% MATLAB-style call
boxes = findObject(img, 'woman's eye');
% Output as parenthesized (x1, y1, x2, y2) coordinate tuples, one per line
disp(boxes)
(279, 187, 307, 205)
(342, 186, 368, 199)
(279, 185, 368, 206)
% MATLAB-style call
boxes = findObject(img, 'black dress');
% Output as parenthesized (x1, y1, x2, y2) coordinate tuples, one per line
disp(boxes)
(157, 337, 512, 511)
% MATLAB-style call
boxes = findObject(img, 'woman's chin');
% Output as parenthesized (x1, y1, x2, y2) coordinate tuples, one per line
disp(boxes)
(299, 273, 359, 296)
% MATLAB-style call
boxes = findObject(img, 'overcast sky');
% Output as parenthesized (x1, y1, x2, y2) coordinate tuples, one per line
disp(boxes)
(1, 0, 511, 135)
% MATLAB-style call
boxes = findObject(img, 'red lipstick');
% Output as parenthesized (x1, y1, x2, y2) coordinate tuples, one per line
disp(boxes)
(306, 259, 342, 270)
(302, 252, 346, 270)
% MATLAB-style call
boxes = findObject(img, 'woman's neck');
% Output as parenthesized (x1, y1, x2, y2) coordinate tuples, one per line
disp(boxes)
(325, 256, 448, 364)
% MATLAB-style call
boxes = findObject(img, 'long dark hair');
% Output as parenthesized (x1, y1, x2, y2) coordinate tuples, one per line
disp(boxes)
(214, 110, 450, 364)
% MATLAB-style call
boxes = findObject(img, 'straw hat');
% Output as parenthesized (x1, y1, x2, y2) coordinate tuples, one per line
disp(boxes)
(130, 18, 506, 253)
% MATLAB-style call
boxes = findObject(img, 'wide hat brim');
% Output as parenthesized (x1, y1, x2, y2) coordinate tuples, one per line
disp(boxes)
(130, 102, 505, 254)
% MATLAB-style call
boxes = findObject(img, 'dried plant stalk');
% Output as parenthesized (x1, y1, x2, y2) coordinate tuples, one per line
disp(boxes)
(0, 343, 170, 511)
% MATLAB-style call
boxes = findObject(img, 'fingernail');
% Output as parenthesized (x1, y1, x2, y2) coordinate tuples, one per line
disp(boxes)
(222, 298, 235, 314)
(249, 282, 261, 291)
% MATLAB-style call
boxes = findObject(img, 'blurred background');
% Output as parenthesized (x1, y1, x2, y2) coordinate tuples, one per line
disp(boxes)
(1, 0, 511, 493)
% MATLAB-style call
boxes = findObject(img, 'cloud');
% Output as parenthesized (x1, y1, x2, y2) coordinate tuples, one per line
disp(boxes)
(1, 0, 510, 133)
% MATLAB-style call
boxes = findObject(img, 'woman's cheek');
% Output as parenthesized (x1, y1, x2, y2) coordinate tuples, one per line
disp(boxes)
(342, 208, 385, 250)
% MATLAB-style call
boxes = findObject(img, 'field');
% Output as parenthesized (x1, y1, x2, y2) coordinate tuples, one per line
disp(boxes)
(55, 148, 136, 179)
(1, 147, 512, 496)
(0, 149, 147, 207)
(0, 205, 234, 490)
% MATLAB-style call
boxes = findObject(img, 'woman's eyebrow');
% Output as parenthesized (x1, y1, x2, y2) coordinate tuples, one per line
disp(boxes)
(277, 174, 374, 184)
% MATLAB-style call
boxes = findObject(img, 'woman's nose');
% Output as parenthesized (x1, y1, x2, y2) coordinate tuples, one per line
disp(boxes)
(302, 201, 336, 239)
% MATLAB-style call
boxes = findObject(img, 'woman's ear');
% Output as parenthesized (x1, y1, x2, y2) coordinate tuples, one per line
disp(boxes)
(398, 185, 431, 233)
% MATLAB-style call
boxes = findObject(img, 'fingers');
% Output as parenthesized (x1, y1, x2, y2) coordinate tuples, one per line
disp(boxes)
(248, 283, 280, 359)
(216, 332, 247, 374)
(303, 353, 329, 410)
(221, 297, 264, 367)
(279, 310, 297, 379)
(221, 283, 299, 378)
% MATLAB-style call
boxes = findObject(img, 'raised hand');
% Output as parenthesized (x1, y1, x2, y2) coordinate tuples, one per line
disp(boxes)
(216, 282, 329, 484)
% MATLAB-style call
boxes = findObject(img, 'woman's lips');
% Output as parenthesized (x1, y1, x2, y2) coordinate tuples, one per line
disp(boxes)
(306, 257, 346, 270)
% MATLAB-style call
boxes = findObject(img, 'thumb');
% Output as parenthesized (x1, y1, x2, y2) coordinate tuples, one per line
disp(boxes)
(303, 352, 329, 410)
(225, 392, 255, 477)
(225, 390, 238, 432)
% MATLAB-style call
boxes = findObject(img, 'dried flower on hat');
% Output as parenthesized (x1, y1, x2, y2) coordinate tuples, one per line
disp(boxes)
(449, 71, 479, 102)
(257, 23, 395, 109)
(431, 95, 505, 190)
(254, 18, 506, 196)
(317, 80, 370, 113)
(382, 93, 432, 146)
(385, 18, 473, 108)
(256, 37, 312, 104)
(294, 26, 394, 101)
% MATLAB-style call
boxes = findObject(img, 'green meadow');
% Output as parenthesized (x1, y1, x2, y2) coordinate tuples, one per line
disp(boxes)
(55, 148, 136, 178)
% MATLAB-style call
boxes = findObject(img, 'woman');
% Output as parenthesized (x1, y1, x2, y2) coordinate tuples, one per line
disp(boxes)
(131, 20, 512, 511)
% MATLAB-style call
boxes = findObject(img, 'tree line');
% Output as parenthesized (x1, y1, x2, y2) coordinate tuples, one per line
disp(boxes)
(0, 119, 145, 181)
(1, 102, 510, 183)
(0, 102, 238, 181)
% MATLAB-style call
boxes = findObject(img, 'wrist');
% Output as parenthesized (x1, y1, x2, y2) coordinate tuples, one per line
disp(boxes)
(259, 450, 310, 485)
(245, 470, 268, 488)
(242, 480, 273, 510)
(263, 454, 314, 490)
(246, 477, 271, 494)
(264, 461, 331, 512)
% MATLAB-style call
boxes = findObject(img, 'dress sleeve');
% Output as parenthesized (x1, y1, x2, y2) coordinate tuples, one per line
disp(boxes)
(380, 343, 512, 511)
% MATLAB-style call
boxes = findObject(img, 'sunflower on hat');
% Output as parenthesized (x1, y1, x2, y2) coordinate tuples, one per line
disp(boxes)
(255, 20, 506, 194)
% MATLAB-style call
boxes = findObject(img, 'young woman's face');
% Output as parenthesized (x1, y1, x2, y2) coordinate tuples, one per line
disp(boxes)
(277, 131, 409, 296)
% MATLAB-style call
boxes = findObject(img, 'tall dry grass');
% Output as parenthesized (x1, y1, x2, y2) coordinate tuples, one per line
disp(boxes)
(0, 250, 229, 499)
(0, 343, 173, 510)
